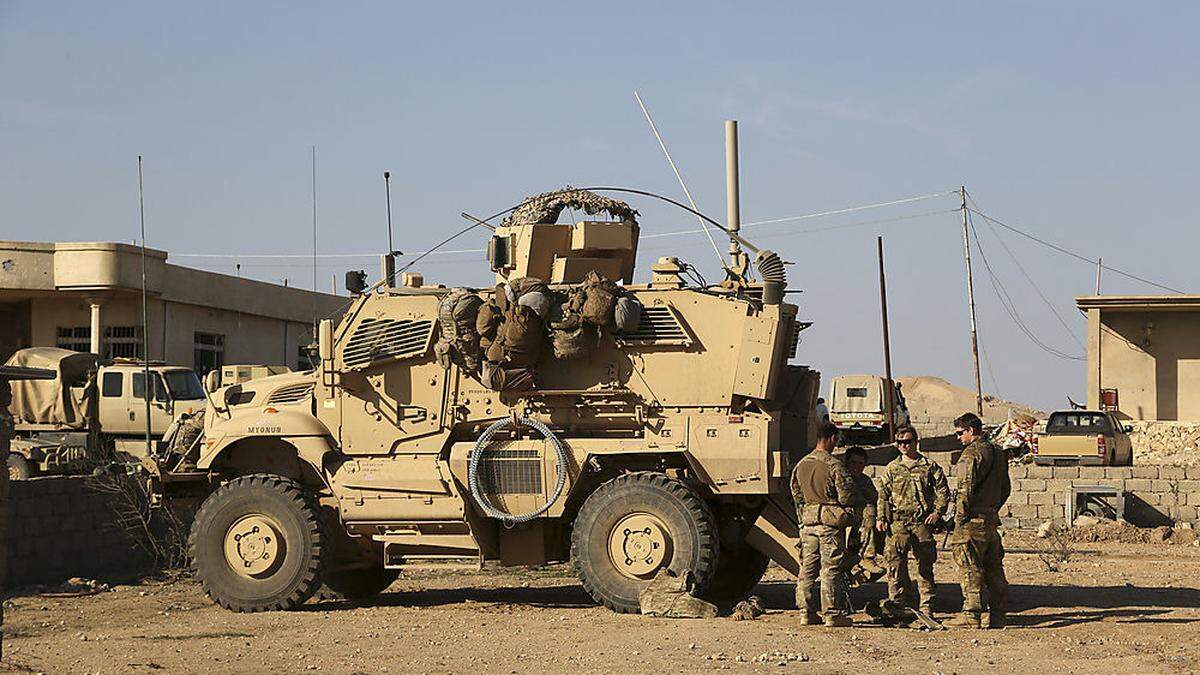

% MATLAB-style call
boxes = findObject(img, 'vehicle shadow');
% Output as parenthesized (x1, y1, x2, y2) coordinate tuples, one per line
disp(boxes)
(753, 580, 1200, 627)
(304, 582, 596, 612)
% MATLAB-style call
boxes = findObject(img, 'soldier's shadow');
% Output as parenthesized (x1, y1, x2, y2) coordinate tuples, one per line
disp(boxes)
(752, 581, 1200, 628)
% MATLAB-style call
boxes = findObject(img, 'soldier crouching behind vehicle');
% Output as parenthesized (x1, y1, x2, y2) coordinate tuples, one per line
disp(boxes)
(791, 421, 858, 627)
(876, 424, 949, 617)
(841, 446, 884, 583)
(946, 412, 1011, 629)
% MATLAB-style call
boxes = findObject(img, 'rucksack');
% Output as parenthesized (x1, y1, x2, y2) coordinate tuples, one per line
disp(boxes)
(435, 288, 484, 372)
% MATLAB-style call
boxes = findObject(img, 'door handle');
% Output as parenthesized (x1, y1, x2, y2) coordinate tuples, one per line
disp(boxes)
(129, 411, 135, 421)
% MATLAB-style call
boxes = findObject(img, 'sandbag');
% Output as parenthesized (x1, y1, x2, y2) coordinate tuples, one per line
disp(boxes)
(638, 568, 718, 619)
(613, 295, 643, 333)
(551, 325, 594, 360)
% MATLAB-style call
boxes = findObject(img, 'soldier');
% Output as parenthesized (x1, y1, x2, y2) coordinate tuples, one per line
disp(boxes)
(875, 424, 949, 617)
(945, 412, 1010, 629)
(841, 446, 883, 581)
(791, 421, 858, 627)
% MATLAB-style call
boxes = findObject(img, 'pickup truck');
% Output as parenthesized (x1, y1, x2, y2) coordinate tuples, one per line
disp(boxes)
(1032, 409, 1133, 466)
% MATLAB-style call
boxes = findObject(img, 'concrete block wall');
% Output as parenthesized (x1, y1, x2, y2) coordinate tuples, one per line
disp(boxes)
(5, 476, 151, 587)
(865, 462, 1200, 530)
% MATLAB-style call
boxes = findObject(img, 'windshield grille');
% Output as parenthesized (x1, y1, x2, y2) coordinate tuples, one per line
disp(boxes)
(266, 382, 314, 405)
(342, 318, 434, 369)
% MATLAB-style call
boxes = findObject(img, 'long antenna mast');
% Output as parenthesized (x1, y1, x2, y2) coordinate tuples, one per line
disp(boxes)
(311, 145, 318, 294)
(138, 156, 152, 457)
(960, 185, 984, 416)
(384, 171, 394, 255)
(878, 236, 896, 442)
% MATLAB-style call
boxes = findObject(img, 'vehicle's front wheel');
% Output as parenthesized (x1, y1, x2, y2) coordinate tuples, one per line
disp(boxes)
(7, 454, 34, 481)
(190, 474, 325, 612)
(571, 471, 718, 614)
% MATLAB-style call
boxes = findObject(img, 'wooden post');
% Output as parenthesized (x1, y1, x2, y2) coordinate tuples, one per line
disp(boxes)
(960, 186, 984, 417)
(878, 236, 896, 442)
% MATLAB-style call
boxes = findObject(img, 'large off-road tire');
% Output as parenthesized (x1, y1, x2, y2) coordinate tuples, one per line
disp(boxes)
(318, 566, 400, 601)
(571, 471, 718, 614)
(7, 454, 33, 481)
(189, 474, 325, 612)
(700, 541, 770, 605)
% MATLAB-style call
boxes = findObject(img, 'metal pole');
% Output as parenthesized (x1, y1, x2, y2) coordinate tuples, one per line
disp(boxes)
(384, 170, 394, 255)
(724, 120, 744, 270)
(878, 236, 896, 442)
(1095, 257, 1102, 295)
(960, 186, 984, 417)
(138, 156, 152, 457)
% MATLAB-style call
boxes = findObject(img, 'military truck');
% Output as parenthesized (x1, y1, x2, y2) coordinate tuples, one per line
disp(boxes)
(163, 187, 819, 614)
(826, 374, 909, 446)
(5, 347, 207, 479)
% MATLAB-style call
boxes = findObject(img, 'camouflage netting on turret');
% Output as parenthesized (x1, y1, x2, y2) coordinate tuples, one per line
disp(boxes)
(502, 188, 639, 228)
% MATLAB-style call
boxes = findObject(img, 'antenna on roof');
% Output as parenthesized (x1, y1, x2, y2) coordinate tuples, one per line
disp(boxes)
(137, 155, 152, 458)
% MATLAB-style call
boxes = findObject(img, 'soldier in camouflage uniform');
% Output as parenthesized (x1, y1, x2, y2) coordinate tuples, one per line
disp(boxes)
(841, 446, 883, 580)
(875, 425, 949, 616)
(791, 421, 859, 627)
(946, 412, 1010, 629)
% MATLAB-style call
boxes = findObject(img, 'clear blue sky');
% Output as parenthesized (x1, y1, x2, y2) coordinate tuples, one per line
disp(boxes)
(3, 2, 1197, 410)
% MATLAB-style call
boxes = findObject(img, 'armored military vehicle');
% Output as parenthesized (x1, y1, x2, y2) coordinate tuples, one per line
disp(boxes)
(165, 182, 819, 614)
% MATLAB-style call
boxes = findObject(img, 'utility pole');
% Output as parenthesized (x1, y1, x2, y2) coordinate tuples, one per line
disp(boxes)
(878, 236, 896, 442)
(960, 186, 984, 417)
(1095, 257, 1102, 295)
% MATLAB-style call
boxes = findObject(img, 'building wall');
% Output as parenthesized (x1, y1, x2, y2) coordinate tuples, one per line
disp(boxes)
(1093, 309, 1200, 421)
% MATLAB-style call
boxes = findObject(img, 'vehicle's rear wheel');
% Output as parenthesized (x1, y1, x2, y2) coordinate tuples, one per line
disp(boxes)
(318, 566, 400, 601)
(700, 541, 770, 605)
(571, 471, 718, 614)
(7, 454, 33, 481)
(190, 474, 325, 612)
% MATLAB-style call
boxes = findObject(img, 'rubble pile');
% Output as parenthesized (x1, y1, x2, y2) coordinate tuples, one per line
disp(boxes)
(1127, 421, 1200, 466)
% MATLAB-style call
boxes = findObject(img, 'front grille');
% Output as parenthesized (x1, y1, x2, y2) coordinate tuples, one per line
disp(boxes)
(267, 382, 314, 405)
(342, 318, 434, 369)
(475, 448, 543, 495)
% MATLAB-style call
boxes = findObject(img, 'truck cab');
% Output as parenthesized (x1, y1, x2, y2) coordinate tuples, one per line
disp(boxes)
(827, 374, 909, 446)
(96, 361, 207, 437)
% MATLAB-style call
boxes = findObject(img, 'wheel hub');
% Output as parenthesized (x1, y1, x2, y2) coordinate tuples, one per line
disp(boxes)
(608, 512, 672, 579)
(223, 514, 285, 578)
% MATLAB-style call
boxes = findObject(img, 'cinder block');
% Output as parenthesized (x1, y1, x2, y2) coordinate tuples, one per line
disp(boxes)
(1178, 480, 1200, 493)
(1160, 466, 1187, 479)
(1006, 492, 1030, 506)
(1052, 466, 1080, 479)
(998, 505, 1011, 517)
(1020, 478, 1047, 491)
(1053, 491, 1068, 505)
(1174, 506, 1198, 522)
(1000, 517, 1020, 529)
(1009, 505, 1039, 518)
(1125, 478, 1153, 492)
(1037, 504, 1064, 519)
(1028, 492, 1055, 506)
(1078, 466, 1106, 479)
(1045, 479, 1075, 493)
(1106, 467, 1134, 479)
(1158, 493, 1179, 507)
(1152, 479, 1179, 493)
(1028, 466, 1053, 479)
(1139, 492, 1163, 506)
(1009, 466, 1029, 480)
(1187, 491, 1200, 507)
(1131, 466, 1160, 479)
(1187, 466, 1200, 480)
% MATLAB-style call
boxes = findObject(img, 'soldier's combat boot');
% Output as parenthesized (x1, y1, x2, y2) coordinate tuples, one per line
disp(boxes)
(824, 615, 853, 628)
(943, 612, 982, 629)
(800, 612, 822, 626)
(987, 611, 1006, 629)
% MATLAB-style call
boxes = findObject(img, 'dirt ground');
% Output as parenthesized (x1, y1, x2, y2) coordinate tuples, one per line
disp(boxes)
(6, 533, 1200, 674)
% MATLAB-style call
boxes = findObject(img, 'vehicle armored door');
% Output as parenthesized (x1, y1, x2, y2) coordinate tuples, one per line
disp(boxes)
(98, 369, 131, 434)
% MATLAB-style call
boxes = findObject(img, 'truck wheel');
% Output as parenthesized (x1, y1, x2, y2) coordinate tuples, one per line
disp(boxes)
(189, 474, 325, 612)
(571, 471, 718, 614)
(7, 455, 33, 481)
(318, 566, 400, 601)
(700, 542, 770, 605)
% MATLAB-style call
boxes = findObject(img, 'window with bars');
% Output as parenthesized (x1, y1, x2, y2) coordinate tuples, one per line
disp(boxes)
(57, 326, 91, 353)
(194, 332, 225, 374)
(56, 325, 143, 359)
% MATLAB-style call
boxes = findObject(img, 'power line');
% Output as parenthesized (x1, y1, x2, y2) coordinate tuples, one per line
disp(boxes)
(968, 213, 1085, 361)
(966, 205, 1185, 295)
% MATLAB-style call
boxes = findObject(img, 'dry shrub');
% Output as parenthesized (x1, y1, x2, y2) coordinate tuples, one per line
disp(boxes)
(87, 470, 191, 571)
(1035, 526, 1077, 573)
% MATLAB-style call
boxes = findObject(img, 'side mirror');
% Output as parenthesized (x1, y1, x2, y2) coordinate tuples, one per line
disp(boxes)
(1124, 425, 1134, 433)
(223, 384, 243, 408)
(204, 370, 221, 394)
(345, 270, 367, 295)
(318, 319, 333, 362)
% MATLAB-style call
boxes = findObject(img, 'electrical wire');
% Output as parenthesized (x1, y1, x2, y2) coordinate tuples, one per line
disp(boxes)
(968, 212, 1085, 361)
(966, 206, 1185, 295)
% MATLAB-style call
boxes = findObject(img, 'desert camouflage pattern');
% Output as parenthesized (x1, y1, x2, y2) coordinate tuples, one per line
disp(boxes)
(638, 568, 718, 619)
(950, 438, 1011, 619)
(844, 472, 879, 576)
(877, 455, 950, 613)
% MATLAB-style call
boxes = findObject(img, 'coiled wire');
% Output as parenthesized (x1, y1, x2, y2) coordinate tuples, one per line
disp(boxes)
(467, 416, 568, 526)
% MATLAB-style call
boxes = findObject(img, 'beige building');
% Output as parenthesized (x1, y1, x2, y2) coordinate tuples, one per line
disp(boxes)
(1079, 295, 1200, 421)
(0, 241, 344, 372)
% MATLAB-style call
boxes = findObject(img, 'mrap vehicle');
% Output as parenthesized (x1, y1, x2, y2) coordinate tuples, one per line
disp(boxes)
(162, 186, 821, 614)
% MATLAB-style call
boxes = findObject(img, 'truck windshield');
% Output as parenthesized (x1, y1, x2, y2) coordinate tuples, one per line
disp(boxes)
(163, 370, 206, 400)
(1046, 412, 1112, 434)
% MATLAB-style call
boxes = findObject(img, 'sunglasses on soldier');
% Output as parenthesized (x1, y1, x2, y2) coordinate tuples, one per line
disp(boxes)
(896, 437, 915, 446)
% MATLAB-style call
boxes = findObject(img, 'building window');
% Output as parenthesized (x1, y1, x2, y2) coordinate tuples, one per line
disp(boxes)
(105, 326, 143, 359)
(57, 326, 91, 352)
(56, 325, 144, 359)
(101, 371, 123, 397)
(194, 332, 225, 374)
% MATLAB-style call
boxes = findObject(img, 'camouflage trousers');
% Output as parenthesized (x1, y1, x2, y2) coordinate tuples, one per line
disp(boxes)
(843, 522, 878, 574)
(951, 519, 1008, 615)
(796, 524, 849, 618)
(885, 521, 937, 613)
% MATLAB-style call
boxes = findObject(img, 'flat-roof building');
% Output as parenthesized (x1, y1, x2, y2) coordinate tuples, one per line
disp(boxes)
(0, 241, 344, 373)
(1078, 294, 1200, 421)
